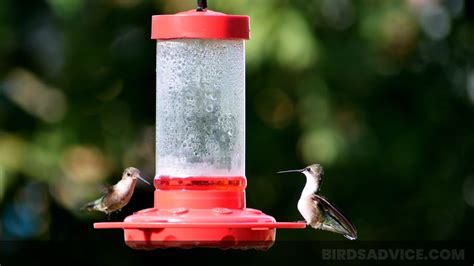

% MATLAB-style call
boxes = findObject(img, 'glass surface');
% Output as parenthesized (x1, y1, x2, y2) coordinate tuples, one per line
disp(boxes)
(155, 39, 245, 178)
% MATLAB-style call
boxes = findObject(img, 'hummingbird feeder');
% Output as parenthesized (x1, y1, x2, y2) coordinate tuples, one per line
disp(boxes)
(94, 0, 305, 250)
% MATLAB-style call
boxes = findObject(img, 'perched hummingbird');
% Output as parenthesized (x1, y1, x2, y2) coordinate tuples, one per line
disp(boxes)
(82, 167, 150, 217)
(278, 164, 357, 240)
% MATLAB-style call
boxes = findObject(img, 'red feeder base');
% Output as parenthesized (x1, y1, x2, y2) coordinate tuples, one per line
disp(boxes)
(94, 184, 306, 249)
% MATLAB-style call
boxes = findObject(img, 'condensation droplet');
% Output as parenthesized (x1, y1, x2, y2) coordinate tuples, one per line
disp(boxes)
(205, 104, 214, 112)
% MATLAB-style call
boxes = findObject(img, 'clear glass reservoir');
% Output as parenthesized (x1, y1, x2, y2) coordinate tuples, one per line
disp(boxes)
(155, 39, 246, 190)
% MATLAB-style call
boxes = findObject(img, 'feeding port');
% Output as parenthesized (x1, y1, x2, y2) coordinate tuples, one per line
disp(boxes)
(94, 4, 305, 250)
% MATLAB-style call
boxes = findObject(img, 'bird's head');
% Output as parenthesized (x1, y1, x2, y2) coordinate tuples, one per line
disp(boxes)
(304, 164, 324, 179)
(277, 164, 324, 183)
(123, 167, 150, 185)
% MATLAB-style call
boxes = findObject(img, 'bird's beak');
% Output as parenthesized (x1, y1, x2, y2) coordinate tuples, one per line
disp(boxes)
(137, 176, 151, 185)
(277, 168, 305, 174)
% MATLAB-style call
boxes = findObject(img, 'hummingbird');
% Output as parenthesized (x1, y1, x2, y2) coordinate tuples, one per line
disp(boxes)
(278, 164, 357, 240)
(82, 167, 151, 217)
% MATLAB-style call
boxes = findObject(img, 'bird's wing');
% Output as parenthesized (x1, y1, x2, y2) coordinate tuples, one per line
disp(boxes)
(312, 194, 358, 240)
(101, 184, 114, 195)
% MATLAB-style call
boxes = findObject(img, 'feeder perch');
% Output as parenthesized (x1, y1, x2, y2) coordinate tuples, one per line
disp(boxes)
(94, 1, 305, 250)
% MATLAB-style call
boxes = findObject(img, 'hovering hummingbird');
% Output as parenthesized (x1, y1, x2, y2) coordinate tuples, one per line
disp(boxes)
(278, 164, 357, 240)
(82, 167, 151, 217)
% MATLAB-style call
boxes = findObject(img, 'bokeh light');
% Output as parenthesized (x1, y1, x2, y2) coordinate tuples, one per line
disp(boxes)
(418, 2, 451, 40)
(2, 69, 67, 123)
(2, 182, 50, 239)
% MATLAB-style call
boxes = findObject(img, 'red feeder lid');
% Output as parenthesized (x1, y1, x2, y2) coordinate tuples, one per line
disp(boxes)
(151, 9, 250, 40)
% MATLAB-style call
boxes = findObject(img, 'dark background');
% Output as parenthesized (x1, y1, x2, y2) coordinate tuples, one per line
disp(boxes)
(1, 0, 473, 265)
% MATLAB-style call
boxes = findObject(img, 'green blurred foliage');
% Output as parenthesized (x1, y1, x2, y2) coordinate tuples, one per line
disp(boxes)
(0, 0, 473, 248)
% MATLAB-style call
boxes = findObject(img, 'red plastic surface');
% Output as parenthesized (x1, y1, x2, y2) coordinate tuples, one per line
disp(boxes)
(94, 175, 306, 250)
(151, 9, 250, 40)
(154, 190, 246, 209)
(94, 207, 306, 250)
(155, 175, 246, 190)
(153, 176, 246, 209)
(95, 221, 306, 229)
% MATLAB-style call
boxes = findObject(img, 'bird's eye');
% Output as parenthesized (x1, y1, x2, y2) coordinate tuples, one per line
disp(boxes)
(306, 168, 311, 172)
(127, 173, 131, 177)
